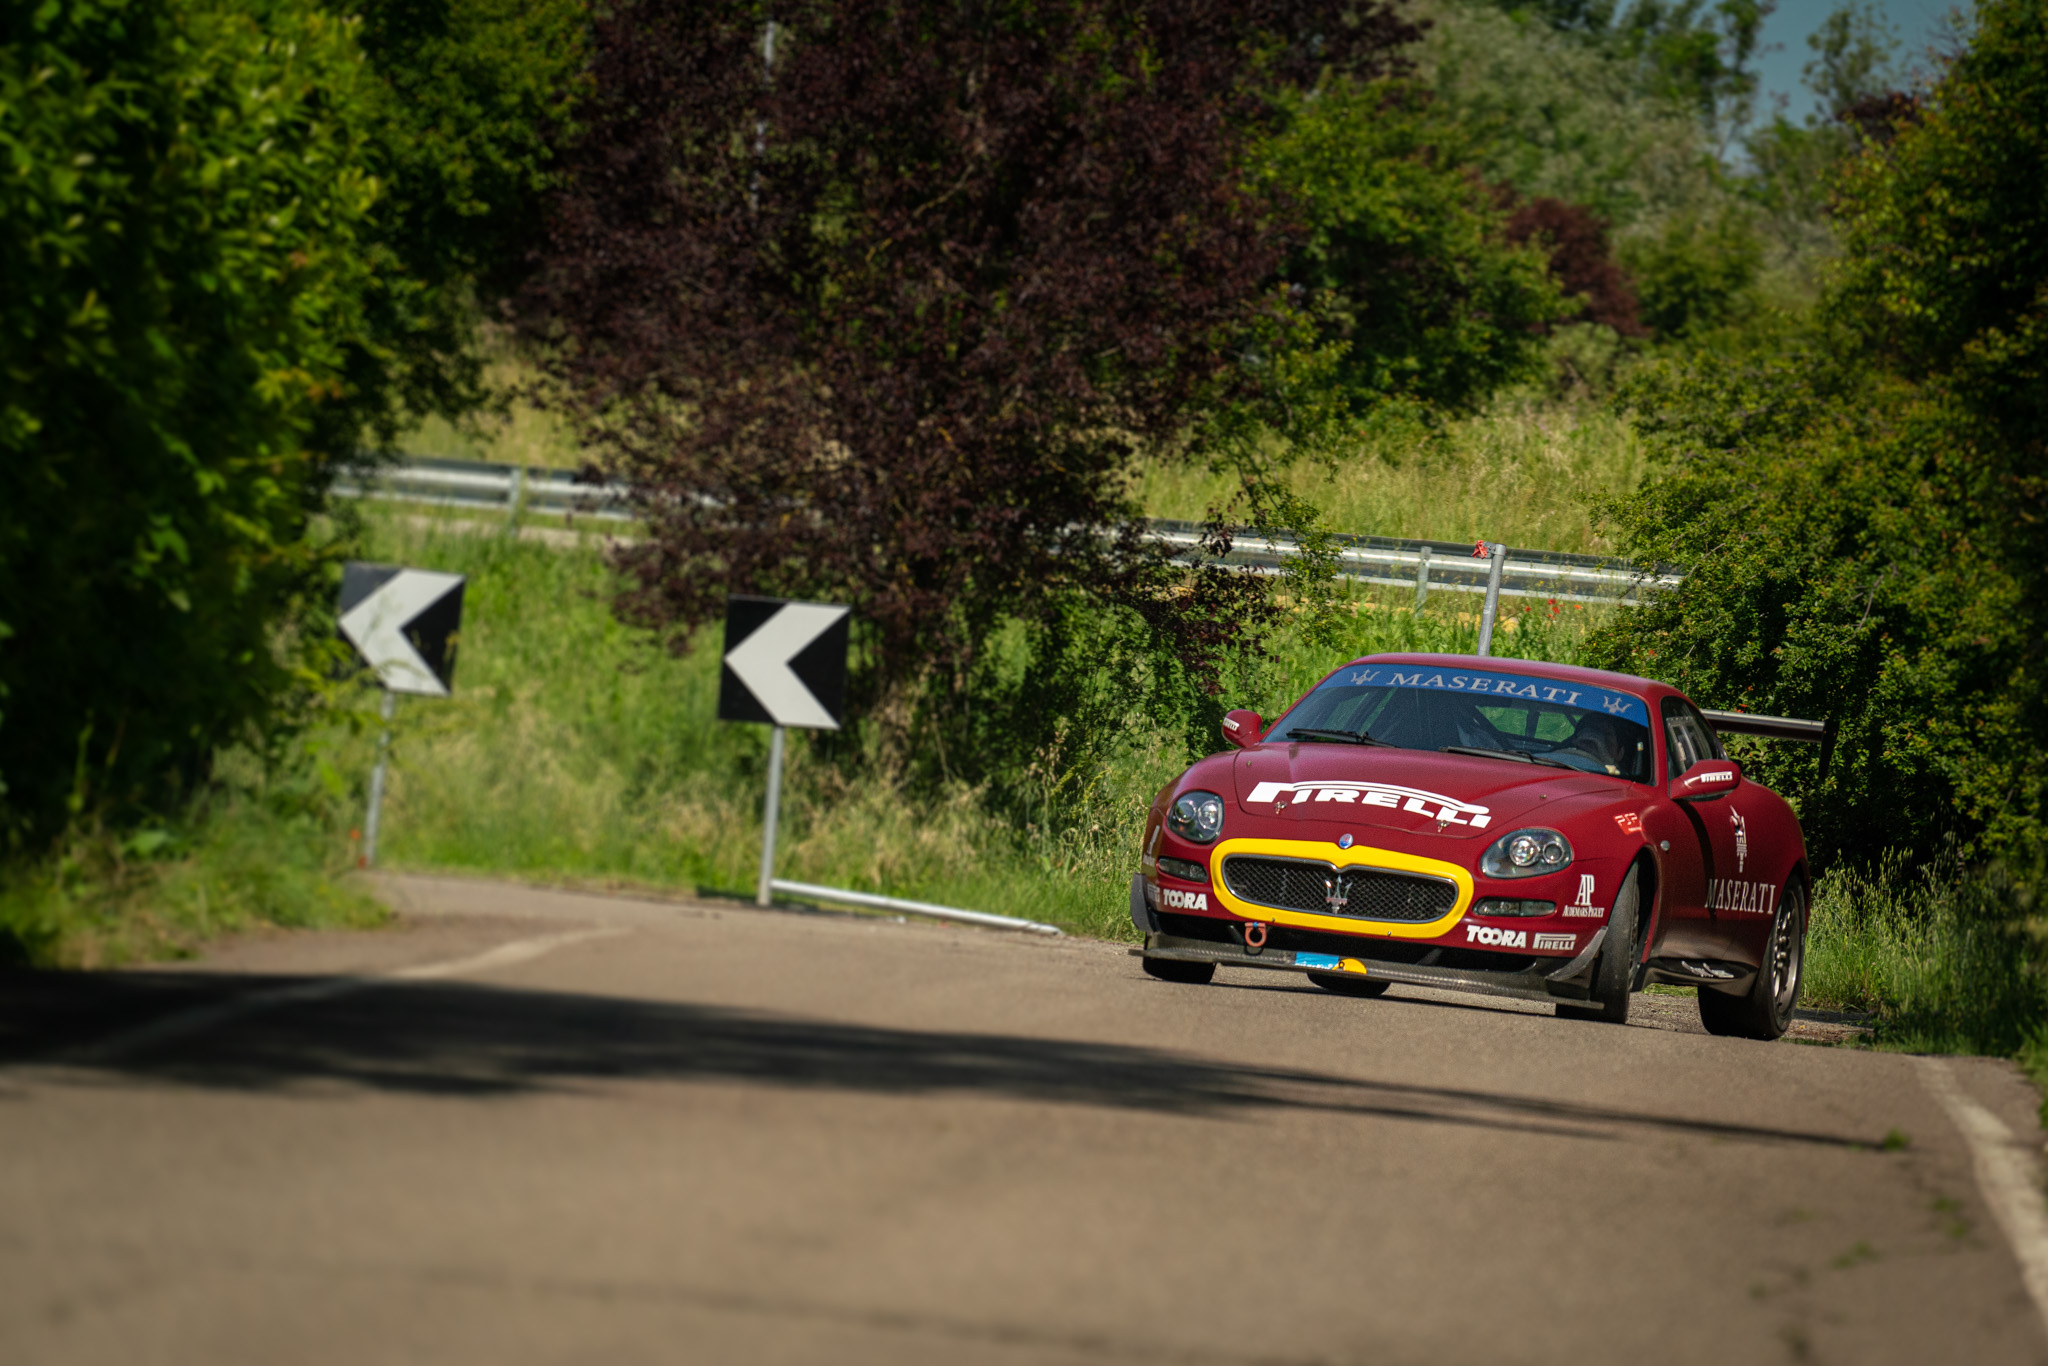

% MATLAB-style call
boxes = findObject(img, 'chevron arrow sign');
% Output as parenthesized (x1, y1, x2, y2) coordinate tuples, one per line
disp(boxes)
(338, 563, 466, 697)
(718, 596, 850, 730)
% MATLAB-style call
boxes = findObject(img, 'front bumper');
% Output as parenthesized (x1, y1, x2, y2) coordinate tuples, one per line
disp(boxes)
(1135, 926, 1610, 1006)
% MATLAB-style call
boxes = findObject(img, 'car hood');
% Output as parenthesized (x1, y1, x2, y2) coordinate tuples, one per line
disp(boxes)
(1227, 743, 1622, 839)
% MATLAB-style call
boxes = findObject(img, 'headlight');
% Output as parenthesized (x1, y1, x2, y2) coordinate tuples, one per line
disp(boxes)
(1166, 791, 1226, 844)
(1481, 827, 1573, 878)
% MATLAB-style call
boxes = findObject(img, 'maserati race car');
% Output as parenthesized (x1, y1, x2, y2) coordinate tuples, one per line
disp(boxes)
(1131, 654, 1812, 1040)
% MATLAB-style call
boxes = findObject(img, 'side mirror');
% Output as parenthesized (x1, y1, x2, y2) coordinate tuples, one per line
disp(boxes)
(1671, 758, 1741, 802)
(1222, 709, 1264, 749)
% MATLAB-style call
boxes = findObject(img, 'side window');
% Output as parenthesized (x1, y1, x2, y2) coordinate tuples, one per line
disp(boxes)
(1661, 698, 1721, 778)
(1682, 702, 1727, 762)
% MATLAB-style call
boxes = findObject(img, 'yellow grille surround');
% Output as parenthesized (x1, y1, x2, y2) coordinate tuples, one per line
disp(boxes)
(1206, 838, 1473, 940)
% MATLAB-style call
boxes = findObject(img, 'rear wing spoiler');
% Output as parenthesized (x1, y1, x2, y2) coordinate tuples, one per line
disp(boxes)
(1698, 710, 1827, 742)
(1700, 709, 1835, 782)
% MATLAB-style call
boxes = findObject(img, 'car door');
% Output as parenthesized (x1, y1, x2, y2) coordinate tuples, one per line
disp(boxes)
(1663, 696, 1779, 969)
(1638, 697, 1718, 960)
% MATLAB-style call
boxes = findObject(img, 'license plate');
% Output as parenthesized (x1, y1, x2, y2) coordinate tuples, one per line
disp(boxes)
(1295, 952, 1339, 969)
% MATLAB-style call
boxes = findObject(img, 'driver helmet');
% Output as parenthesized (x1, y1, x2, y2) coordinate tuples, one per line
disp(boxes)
(1571, 714, 1625, 773)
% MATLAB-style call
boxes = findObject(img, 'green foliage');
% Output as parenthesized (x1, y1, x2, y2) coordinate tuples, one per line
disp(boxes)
(345, 0, 590, 434)
(0, 0, 589, 847)
(1827, 0, 2048, 440)
(1612, 0, 1772, 149)
(1416, 0, 1715, 228)
(1587, 0, 2048, 866)
(0, 0, 382, 841)
(1261, 79, 1569, 412)
(1619, 210, 1763, 339)
(1591, 353, 2036, 862)
(0, 747, 386, 967)
(1801, 0, 1900, 119)
(1471, 0, 1774, 154)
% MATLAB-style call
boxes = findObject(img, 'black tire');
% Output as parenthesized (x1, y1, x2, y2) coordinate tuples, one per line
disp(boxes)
(1141, 956, 1216, 985)
(1699, 879, 1806, 1040)
(1555, 862, 1642, 1025)
(1308, 972, 1390, 998)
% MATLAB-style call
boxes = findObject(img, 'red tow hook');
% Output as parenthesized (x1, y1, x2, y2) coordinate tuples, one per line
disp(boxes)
(1244, 921, 1268, 954)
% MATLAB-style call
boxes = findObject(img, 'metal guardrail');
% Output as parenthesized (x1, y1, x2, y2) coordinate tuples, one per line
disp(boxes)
(339, 455, 1683, 605)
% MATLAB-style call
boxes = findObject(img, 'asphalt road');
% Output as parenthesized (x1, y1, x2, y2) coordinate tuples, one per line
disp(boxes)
(3, 874, 2045, 1366)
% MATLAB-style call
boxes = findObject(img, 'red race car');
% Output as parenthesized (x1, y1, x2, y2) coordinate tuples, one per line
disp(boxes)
(1130, 653, 1816, 1039)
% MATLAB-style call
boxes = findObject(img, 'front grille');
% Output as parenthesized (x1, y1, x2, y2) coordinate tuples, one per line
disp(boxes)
(1221, 856, 1455, 923)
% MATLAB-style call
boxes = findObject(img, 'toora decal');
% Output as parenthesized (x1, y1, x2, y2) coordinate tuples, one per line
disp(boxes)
(1614, 811, 1643, 836)
(1160, 888, 1209, 911)
(1533, 932, 1577, 951)
(1244, 780, 1492, 829)
(1465, 924, 1527, 948)
(1730, 808, 1748, 873)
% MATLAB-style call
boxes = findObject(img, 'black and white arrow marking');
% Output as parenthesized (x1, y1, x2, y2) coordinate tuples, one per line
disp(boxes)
(718, 597, 850, 730)
(339, 564, 466, 698)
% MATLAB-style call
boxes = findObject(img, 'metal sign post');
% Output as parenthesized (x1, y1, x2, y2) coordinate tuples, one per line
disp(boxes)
(716, 595, 1058, 933)
(1474, 542, 1508, 656)
(718, 596, 852, 906)
(362, 691, 397, 866)
(339, 563, 466, 868)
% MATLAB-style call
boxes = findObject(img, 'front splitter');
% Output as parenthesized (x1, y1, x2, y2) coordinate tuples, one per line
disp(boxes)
(1137, 927, 1609, 1006)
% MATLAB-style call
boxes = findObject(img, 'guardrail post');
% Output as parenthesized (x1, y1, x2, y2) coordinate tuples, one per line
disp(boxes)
(505, 465, 526, 533)
(1414, 546, 1431, 610)
(1475, 542, 1507, 656)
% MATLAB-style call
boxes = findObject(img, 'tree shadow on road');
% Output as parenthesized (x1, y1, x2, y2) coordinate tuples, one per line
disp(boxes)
(0, 969, 1878, 1150)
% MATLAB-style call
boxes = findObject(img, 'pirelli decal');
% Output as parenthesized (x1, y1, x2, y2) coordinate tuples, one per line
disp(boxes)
(1244, 780, 1492, 829)
(1707, 878, 1777, 917)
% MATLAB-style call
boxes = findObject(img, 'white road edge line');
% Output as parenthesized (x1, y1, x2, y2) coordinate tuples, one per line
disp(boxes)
(1919, 1057, 2048, 1338)
(61, 927, 628, 1066)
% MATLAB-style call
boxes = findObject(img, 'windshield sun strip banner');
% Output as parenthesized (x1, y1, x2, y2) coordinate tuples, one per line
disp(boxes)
(1319, 665, 1650, 726)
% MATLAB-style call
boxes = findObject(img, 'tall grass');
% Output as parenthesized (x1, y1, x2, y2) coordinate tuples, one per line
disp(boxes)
(395, 358, 1650, 552)
(1805, 853, 2047, 1059)
(1135, 394, 1648, 552)
(0, 761, 386, 967)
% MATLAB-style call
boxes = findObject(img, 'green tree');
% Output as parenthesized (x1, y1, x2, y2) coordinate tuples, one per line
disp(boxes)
(1588, 0, 2048, 865)
(0, 0, 588, 843)
(344, 0, 589, 436)
(1261, 79, 1570, 412)
(1619, 209, 1762, 338)
(0, 0, 383, 840)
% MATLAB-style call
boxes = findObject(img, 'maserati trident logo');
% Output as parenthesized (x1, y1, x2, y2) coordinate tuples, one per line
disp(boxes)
(1730, 809, 1749, 872)
(1324, 876, 1348, 914)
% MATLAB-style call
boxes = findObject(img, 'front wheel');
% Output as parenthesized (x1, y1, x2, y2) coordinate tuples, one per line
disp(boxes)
(1141, 956, 1216, 985)
(1556, 862, 1642, 1025)
(1699, 879, 1806, 1040)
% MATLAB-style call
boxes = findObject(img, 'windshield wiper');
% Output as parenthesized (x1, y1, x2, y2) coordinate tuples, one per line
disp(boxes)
(1285, 727, 1384, 746)
(1441, 745, 1574, 770)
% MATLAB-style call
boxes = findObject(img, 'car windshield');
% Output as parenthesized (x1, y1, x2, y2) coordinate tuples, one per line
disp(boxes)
(1270, 664, 1654, 783)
